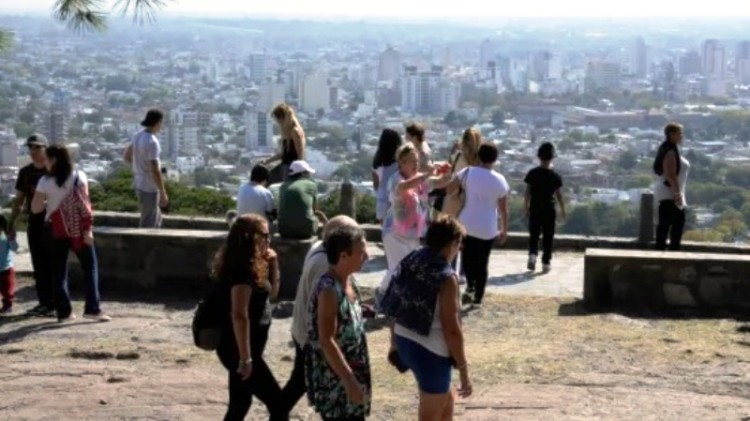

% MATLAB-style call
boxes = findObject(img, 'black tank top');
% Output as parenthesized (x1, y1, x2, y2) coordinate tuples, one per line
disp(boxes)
(281, 138, 299, 165)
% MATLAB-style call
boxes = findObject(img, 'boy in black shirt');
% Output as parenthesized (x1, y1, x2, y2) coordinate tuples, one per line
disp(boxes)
(524, 143, 566, 272)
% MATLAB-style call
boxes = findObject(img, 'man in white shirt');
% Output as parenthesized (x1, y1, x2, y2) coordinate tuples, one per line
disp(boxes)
(236, 165, 276, 223)
(124, 109, 169, 228)
(279, 215, 358, 415)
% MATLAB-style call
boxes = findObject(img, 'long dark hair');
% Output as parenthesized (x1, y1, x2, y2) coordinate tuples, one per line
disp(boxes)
(653, 123, 682, 177)
(45, 145, 73, 187)
(212, 214, 269, 286)
(372, 128, 402, 169)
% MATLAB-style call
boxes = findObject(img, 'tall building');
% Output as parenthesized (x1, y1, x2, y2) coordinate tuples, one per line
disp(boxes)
(531, 51, 552, 82)
(702, 39, 726, 78)
(632, 37, 648, 78)
(245, 111, 274, 152)
(299, 72, 331, 113)
(736, 41, 750, 84)
(585, 60, 621, 92)
(248, 53, 269, 83)
(0, 142, 17, 167)
(166, 107, 200, 159)
(479, 39, 495, 68)
(378, 45, 402, 82)
(401, 65, 453, 115)
(679, 51, 702, 76)
(257, 80, 286, 112)
(44, 89, 69, 144)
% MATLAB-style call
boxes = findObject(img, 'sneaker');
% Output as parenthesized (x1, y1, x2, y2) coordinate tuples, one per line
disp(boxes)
(542, 263, 551, 273)
(28, 304, 56, 317)
(0, 304, 13, 314)
(58, 314, 77, 323)
(83, 312, 112, 322)
(458, 275, 467, 285)
(472, 301, 483, 309)
(527, 255, 537, 271)
(461, 292, 474, 305)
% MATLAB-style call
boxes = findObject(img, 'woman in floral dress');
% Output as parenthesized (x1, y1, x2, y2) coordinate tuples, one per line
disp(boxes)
(306, 225, 371, 421)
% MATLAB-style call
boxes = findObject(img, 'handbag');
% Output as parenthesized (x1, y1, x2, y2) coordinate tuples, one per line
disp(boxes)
(191, 282, 226, 351)
(49, 172, 93, 251)
(442, 167, 470, 218)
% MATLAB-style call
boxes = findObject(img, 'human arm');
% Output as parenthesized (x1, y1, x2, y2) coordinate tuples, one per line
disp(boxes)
(123, 144, 133, 164)
(262, 152, 283, 165)
(396, 169, 435, 194)
(266, 249, 280, 302)
(439, 274, 472, 397)
(555, 189, 566, 219)
(230, 284, 254, 380)
(149, 160, 168, 206)
(291, 126, 306, 160)
(8, 190, 25, 235)
(663, 150, 681, 203)
(372, 169, 380, 191)
(497, 195, 509, 245)
(317, 288, 365, 404)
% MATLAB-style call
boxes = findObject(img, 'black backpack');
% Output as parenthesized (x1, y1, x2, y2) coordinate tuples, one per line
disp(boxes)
(191, 282, 227, 351)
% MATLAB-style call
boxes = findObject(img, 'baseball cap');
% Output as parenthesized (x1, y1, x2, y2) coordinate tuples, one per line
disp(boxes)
(25, 133, 48, 147)
(289, 160, 316, 176)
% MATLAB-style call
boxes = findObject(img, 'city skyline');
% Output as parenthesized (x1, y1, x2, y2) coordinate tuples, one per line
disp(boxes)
(2, 0, 750, 20)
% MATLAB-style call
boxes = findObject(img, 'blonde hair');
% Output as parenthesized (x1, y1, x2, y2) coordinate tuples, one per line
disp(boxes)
(461, 128, 482, 166)
(271, 103, 300, 136)
(396, 143, 418, 165)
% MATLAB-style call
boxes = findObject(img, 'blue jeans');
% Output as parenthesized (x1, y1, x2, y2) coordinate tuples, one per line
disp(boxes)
(50, 238, 101, 318)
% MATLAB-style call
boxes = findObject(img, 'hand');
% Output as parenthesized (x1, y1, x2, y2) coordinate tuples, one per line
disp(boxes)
(674, 192, 683, 207)
(497, 231, 507, 246)
(159, 191, 170, 208)
(457, 367, 473, 398)
(237, 361, 253, 381)
(343, 376, 366, 404)
(83, 230, 94, 246)
(264, 248, 277, 262)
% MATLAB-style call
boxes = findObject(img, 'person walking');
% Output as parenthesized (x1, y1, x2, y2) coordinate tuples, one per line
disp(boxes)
(124, 109, 169, 228)
(524, 142, 566, 272)
(212, 214, 286, 421)
(380, 215, 473, 421)
(280, 215, 359, 416)
(31, 145, 110, 323)
(653, 122, 689, 251)
(306, 225, 371, 421)
(8, 134, 55, 316)
(372, 128, 403, 223)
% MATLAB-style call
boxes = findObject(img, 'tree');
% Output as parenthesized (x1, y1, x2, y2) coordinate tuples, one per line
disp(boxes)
(1, 1, 167, 52)
(318, 188, 377, 224)
(617, 150, 638, 171)
(13, 122, 33, 139)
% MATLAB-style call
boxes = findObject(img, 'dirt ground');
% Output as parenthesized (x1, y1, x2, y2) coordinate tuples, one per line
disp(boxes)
(1, 277, 749, 421)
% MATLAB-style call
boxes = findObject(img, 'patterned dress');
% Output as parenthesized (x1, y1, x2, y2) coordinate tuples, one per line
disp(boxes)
(306, 273, 372, 419)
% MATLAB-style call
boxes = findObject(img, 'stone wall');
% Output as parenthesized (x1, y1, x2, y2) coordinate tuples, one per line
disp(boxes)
(584, 248, 750, 313)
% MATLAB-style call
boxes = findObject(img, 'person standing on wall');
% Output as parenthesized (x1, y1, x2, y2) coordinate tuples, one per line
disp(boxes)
(653, 122, 689, 251)
(524, 142, 566, 273)
(124, 109, 169, 228)
(8, 134, 55, 317)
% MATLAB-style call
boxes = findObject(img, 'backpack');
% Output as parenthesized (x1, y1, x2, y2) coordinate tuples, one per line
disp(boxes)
(191, 283, 227, 351)
(49, 172, 93, 251)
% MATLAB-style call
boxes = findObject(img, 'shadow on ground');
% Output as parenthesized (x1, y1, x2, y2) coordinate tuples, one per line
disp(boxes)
(557, 299, 750, 322)
(487, 271, 541, 287)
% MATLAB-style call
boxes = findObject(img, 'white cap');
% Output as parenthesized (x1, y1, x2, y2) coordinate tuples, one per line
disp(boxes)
(289, 160, 316, 176)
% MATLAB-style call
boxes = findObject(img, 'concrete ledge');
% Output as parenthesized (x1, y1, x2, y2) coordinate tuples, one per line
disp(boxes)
(584, 248, 750, 314)
(93, 211, 228, 231)
(68, 227, 314, 300)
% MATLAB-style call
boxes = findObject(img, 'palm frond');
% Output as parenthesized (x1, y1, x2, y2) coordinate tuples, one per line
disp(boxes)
(54, 0, 107, 32)
(114, 0, 169, 25)
(0, 28, 14, 52)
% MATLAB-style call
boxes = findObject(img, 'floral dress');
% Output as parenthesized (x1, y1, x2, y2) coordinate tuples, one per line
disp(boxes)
(306, 273, 372, 419)
(382, 172, 429, 240)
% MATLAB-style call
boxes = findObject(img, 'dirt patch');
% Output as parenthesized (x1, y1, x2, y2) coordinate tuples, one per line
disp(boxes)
(1, 278, 749, 420)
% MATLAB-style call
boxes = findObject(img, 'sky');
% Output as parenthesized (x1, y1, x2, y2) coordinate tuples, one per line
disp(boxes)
(0, 0, 749, 20)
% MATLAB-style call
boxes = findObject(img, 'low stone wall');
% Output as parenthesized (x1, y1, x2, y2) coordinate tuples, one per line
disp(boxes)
(93, 211, 228, 231)
(583, 248, 750, 313)
(68, 227, 315, 301)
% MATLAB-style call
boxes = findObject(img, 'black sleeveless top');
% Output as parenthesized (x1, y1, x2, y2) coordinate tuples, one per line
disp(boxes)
(281, 138, 300, 165)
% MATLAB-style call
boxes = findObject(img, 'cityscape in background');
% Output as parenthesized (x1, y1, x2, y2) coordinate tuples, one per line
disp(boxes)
(1, 16, 750, 239)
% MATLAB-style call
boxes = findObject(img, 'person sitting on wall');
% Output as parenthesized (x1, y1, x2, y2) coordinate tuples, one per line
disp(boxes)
(278, 160, 327, 239)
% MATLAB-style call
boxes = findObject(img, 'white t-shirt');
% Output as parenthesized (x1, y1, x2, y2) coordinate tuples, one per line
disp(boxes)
(36, 170, 88, 220)
(131, 130, 161, 193)
(654, 155, 690, 205)
(237, 183, 276, 221)
(456, 167, 510, 240)
(394, 301, 449, 357)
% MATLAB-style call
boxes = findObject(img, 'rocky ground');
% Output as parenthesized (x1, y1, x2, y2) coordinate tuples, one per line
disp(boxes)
(1, 274, 750, 421)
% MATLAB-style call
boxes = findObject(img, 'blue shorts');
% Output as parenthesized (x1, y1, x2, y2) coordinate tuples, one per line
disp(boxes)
(395, 335, 452, 394)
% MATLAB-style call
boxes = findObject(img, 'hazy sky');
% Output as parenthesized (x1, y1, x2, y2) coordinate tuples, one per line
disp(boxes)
(0, 0, 748, 19)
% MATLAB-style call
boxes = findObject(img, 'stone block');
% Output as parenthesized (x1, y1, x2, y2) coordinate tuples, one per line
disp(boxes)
(272, 235, 316, 301)
(663, 283, 697, 307)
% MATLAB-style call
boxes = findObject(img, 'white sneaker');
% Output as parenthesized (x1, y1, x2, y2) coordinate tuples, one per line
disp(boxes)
(527, 255, 537, 271)
(83, 312, 112, 322)
(542, 263, 551, 273)
(58, 314, 76, 323)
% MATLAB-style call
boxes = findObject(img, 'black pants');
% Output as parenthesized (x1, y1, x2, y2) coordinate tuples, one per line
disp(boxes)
(216, 324, 287, 421)
(323, 417, 365, 421)
(279, 339, 307, 415)
(656, 200, 685, 251)
(26, 213, 54, 308)
(528, 207, 556, 264)
(461, 235, 495, 304)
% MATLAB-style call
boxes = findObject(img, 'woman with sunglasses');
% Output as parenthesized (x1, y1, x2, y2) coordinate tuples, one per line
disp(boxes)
(212, 214, 286, 421)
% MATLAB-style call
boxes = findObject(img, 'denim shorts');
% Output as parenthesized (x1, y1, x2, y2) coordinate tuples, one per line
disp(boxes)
(395, 335, 452, 394)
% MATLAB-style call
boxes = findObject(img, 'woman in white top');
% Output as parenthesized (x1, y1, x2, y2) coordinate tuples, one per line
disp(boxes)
(31, 145, 110, 323)
(653, 122, 690, 251)
(372, 128, 403, 222)
(438, 141, 510, 306)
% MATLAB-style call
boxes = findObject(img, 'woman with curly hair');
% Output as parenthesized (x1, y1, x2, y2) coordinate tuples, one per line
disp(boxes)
(213, 214, 286, 421)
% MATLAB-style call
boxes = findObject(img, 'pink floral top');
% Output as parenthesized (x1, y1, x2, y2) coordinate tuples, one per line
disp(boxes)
(382, 172, 428, 239)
